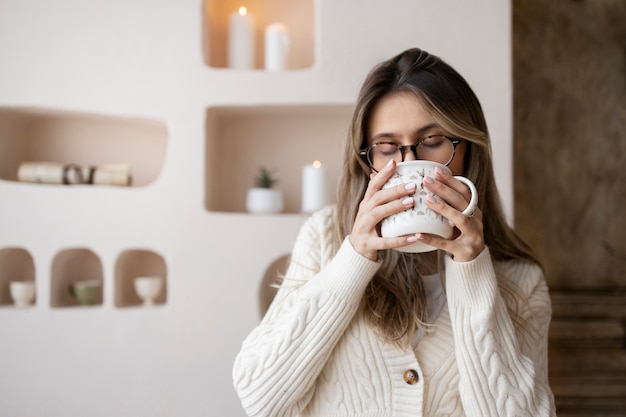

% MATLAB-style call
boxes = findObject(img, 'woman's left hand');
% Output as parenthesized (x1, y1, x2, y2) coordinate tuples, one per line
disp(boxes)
(418, 167, 485, 262)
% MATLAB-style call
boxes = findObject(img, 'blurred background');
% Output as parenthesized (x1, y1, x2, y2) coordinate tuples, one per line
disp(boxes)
(513, 1, 626, 415)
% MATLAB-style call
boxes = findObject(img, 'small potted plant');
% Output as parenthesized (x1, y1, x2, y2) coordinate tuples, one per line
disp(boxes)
(246, 166, 284, 213)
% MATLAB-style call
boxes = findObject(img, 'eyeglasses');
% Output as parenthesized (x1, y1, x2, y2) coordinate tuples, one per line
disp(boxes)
(360, 135, 462, 172)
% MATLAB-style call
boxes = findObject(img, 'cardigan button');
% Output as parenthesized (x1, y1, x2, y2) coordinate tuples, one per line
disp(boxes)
(403, 369, 419, 385)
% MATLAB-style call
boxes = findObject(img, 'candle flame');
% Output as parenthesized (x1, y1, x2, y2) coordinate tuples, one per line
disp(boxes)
(238, 6, 247, 16)
(313, 160, 322, 168)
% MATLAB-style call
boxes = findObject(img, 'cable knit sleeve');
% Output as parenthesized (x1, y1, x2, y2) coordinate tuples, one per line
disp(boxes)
(232, 208, 381, 417)
(445, 247, 556, 417)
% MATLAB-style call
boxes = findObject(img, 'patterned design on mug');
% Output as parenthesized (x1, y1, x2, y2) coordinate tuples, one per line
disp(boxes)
(382, 166, 444, 225)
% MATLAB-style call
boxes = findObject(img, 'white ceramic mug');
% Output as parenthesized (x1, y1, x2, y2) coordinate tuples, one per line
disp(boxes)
(380, 160, 478, 253)
(9, 281, 36, 307)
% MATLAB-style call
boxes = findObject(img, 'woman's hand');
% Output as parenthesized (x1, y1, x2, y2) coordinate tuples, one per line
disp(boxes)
(349, 160, 421, 261)
(418, 167, 485, 262)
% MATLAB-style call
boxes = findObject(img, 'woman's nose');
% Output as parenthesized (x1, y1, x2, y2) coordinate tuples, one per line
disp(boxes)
(403, 148, 418, 161)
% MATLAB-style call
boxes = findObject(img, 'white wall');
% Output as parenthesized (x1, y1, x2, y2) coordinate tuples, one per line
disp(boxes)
(0, 1, 511, 415)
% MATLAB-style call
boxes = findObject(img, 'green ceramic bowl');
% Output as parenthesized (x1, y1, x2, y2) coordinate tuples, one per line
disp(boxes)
(69, 280, 102, 306)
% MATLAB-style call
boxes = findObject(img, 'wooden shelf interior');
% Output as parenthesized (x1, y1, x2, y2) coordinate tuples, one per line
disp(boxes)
(114, 249, 167, 307)
(0, 107, 168, 187)
(203, 0, 315, 69)
(50, 248, 104, 308)
(0, 247, 36, 306)
(205, 104, 353, 213)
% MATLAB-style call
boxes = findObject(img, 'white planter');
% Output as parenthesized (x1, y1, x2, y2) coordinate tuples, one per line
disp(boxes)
(246, 188, 284, 213)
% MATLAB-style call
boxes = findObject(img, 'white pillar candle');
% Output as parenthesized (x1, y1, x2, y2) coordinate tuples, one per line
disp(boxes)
(264, 22, 290, 71)
(228, 6, 255, 69)
(302, 160, 328, 213)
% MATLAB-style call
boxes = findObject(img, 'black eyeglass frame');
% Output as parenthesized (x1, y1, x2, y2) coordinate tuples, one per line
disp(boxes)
(359, 135, 463, 172)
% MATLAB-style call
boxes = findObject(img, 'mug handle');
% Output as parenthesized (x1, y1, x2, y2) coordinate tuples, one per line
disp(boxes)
(453, 176, 478, 216)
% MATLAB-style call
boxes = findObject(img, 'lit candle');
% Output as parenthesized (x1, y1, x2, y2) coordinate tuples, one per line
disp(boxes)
(301, 160, 328, 213)
(228, 6, 255, 69)
(264, 22, 290, 71)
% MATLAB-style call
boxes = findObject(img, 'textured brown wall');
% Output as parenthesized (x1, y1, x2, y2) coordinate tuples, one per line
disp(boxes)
(513, 0, 626, 289)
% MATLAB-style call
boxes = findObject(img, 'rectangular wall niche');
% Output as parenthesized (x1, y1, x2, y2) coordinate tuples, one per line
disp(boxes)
(115, 249, 167, 308)
(205, 104, 353, 213)
(203, 0, 315, 70)
(0, 107, 168, 187)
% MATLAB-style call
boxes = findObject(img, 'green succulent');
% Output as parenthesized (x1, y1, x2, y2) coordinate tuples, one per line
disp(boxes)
(255, 166, 278, 188)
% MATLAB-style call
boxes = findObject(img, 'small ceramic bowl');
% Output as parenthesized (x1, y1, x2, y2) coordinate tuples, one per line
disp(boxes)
(134, 276, 163, 306)
(69, 280, 102, 306)
(10, 281, 36, 307)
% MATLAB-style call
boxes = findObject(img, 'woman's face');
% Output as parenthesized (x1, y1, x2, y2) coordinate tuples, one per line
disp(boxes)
(366, 91, 467, 176)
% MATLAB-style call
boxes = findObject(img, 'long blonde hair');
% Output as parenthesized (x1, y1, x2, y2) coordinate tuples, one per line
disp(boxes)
(335, 48, 539, 344)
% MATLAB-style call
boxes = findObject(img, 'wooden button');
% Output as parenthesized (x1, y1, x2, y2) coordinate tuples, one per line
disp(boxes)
(403, 369, 419, 385)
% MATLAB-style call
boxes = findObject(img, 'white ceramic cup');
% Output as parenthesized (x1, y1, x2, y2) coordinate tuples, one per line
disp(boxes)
(380, 160, 478, 253)
(10, 281, 36, 307)
(134, 276, 163, 306)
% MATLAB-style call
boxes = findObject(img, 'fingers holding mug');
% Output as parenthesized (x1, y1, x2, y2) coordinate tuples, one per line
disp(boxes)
(425, 169, 484, 260)
(453, 176, 478, 217)
(429, 167, 477, 216)
(378, 160, 485, 258)
(421, 193, 485, 261)
(380, 161, 467, 253)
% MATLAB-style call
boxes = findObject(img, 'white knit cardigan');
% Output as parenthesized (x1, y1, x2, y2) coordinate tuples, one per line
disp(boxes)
(233, 206, 556, 417)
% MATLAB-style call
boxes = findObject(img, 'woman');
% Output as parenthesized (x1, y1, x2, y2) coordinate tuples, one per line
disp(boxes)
(233, 48, 556, 417)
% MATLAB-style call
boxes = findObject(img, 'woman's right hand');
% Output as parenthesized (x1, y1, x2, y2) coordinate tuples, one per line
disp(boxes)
(349, 160, 419, 260)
